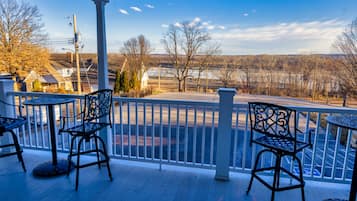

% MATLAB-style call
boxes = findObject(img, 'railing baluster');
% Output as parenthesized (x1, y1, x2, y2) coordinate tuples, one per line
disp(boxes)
(167, 104, 171, 162)
(201, 107, 206, 165)
(70, 100, 76, 151)
(193, 106, 197, 164)
(310, 112, 321, 179)
(151, 103, 155, 160)
(159, 104, 163, 169)
(232, 109, 239, 169)
(302, 111, 311, 174)
(342, 129, 352, 180)
(79, 99, 84, 152)
(143, 103, 147, 159)
(33, 105, 40, 148)
(135, 101, 139, 158)
(210, 109, 215, 166)
(321, 120, 331, 179)
(184, 106, 188, 163)
(111, 100, 117, 156)
(29, 97, 35, 147)
(59, 104, 65, 151)
(39, 105, 45, 148)
(18, 95, 26, 146)
(242, 109, 249, 170)
(176, 105, 179, 163)
(127, 102, 131, 158)
(332, 126, 342, 179)
(24, 96, 30, 147)
(120, 101, 124, 157)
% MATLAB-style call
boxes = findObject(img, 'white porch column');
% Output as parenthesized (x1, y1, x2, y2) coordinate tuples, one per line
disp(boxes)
(0, 78, 15, 152)
(215, 88, 236, 181)
(92, 0, 112, 155)
(93, 0, 109, 90)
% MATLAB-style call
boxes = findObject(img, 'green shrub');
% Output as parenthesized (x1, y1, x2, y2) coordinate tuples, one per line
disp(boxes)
(120, 70, 130, 93)
(32, 79, 42, 92)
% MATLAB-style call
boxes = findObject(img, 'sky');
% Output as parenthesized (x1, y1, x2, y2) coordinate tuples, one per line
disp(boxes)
(28, 0, 357, 55)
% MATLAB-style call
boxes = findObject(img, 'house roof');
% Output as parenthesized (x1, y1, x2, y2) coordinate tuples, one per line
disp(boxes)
(42, 75, 58, 84)
(23, 71, 46, 83)
(23, 70, 59, 84)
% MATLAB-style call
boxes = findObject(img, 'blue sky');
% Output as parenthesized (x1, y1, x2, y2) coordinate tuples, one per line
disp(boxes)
(30, 0, 357, 55)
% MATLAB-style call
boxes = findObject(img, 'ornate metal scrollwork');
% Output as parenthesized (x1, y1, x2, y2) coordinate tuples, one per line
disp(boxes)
(84, 89, 112, 122)
(250, 102, 293, 138)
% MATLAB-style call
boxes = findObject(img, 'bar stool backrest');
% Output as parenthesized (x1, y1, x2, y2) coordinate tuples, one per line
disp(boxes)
(249, 102, 296, 142)
(83, 89, 113, 125)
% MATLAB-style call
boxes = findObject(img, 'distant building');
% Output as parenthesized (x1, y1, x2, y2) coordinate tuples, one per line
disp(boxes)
(56, 67, 74, 78)
(49, 61, 74, 91)
(22, 65, 74, 92)
(23, 71, 49, 92)
(138, 62, 149, 90)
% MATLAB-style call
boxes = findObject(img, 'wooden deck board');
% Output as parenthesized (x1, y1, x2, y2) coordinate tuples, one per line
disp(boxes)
(0, 150, 350, 201)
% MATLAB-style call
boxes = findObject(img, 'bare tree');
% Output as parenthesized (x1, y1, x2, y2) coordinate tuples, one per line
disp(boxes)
(194, 43, 220, 92)
(0, 0, 49, 75)
(217, 59, 237, 88)
(333, 18, 357, 106)
(238, 56, 254, 93)
(258, 55, 277, 95)
(121, 34, 152, 90)
(162, 21, 217, 92)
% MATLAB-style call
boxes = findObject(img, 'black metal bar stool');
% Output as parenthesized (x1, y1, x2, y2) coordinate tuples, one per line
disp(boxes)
(0, 99, 26, 172)
(246, 102, 313, 201)
(59, 89, 113, 190)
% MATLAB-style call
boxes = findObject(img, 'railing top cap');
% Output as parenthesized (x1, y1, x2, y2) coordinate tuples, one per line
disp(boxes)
(218, 88, 237, 95)
(0, 78, 14, 82)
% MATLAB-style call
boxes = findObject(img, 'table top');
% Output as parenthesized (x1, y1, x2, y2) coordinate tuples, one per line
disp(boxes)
(23, 97, 74, 106)
(326, 115, 357, 131)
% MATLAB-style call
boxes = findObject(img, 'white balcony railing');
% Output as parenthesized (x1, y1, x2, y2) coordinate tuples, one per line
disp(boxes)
(6, 90, 357, 184)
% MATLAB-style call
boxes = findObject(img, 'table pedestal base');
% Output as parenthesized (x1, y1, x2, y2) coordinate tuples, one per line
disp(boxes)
(33, 159, 74, 177)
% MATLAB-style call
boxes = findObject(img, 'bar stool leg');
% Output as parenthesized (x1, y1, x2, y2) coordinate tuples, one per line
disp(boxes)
(97, 136, 112, 181)
(67, 136, 76, 176)
(75, 137, 85, 191)
(94, 136, 101, 169)
(10, 130, 26, 172)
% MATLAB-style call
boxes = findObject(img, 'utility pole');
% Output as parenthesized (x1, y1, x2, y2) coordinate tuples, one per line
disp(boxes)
(73, 14, 81, 94)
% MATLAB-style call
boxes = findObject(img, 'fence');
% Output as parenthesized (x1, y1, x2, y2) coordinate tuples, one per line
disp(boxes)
(5, 89, 357, 184)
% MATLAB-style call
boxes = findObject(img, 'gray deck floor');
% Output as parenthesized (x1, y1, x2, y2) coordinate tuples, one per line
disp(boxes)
(0, 150, 350, 201)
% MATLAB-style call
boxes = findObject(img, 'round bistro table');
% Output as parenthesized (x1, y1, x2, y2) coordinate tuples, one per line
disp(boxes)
(326, 115, 357, 201)
(24, 97, 75, 177)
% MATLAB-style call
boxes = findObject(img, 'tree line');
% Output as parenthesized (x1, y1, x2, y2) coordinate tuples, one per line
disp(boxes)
(0, 0, 356, 106)
(115, 17, 357, 105)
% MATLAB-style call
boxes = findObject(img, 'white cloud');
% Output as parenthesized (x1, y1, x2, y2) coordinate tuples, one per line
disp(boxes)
(212, 19, 345, 41)
(243, 13, 249, 17)
(174, 22, 183, 28)
(207, 25, 215, 30)
(145, 4, 155, 9)
(193, 17, 201, 23)
(211, 19, 346, 54)
(119, 9, 129, 15)
(189, 17, 201, 27)
(202, 22, 210, 26)
(169, 18, 226, 31)
(161, 24, 169, 28)
(130, 6, 142, 12)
